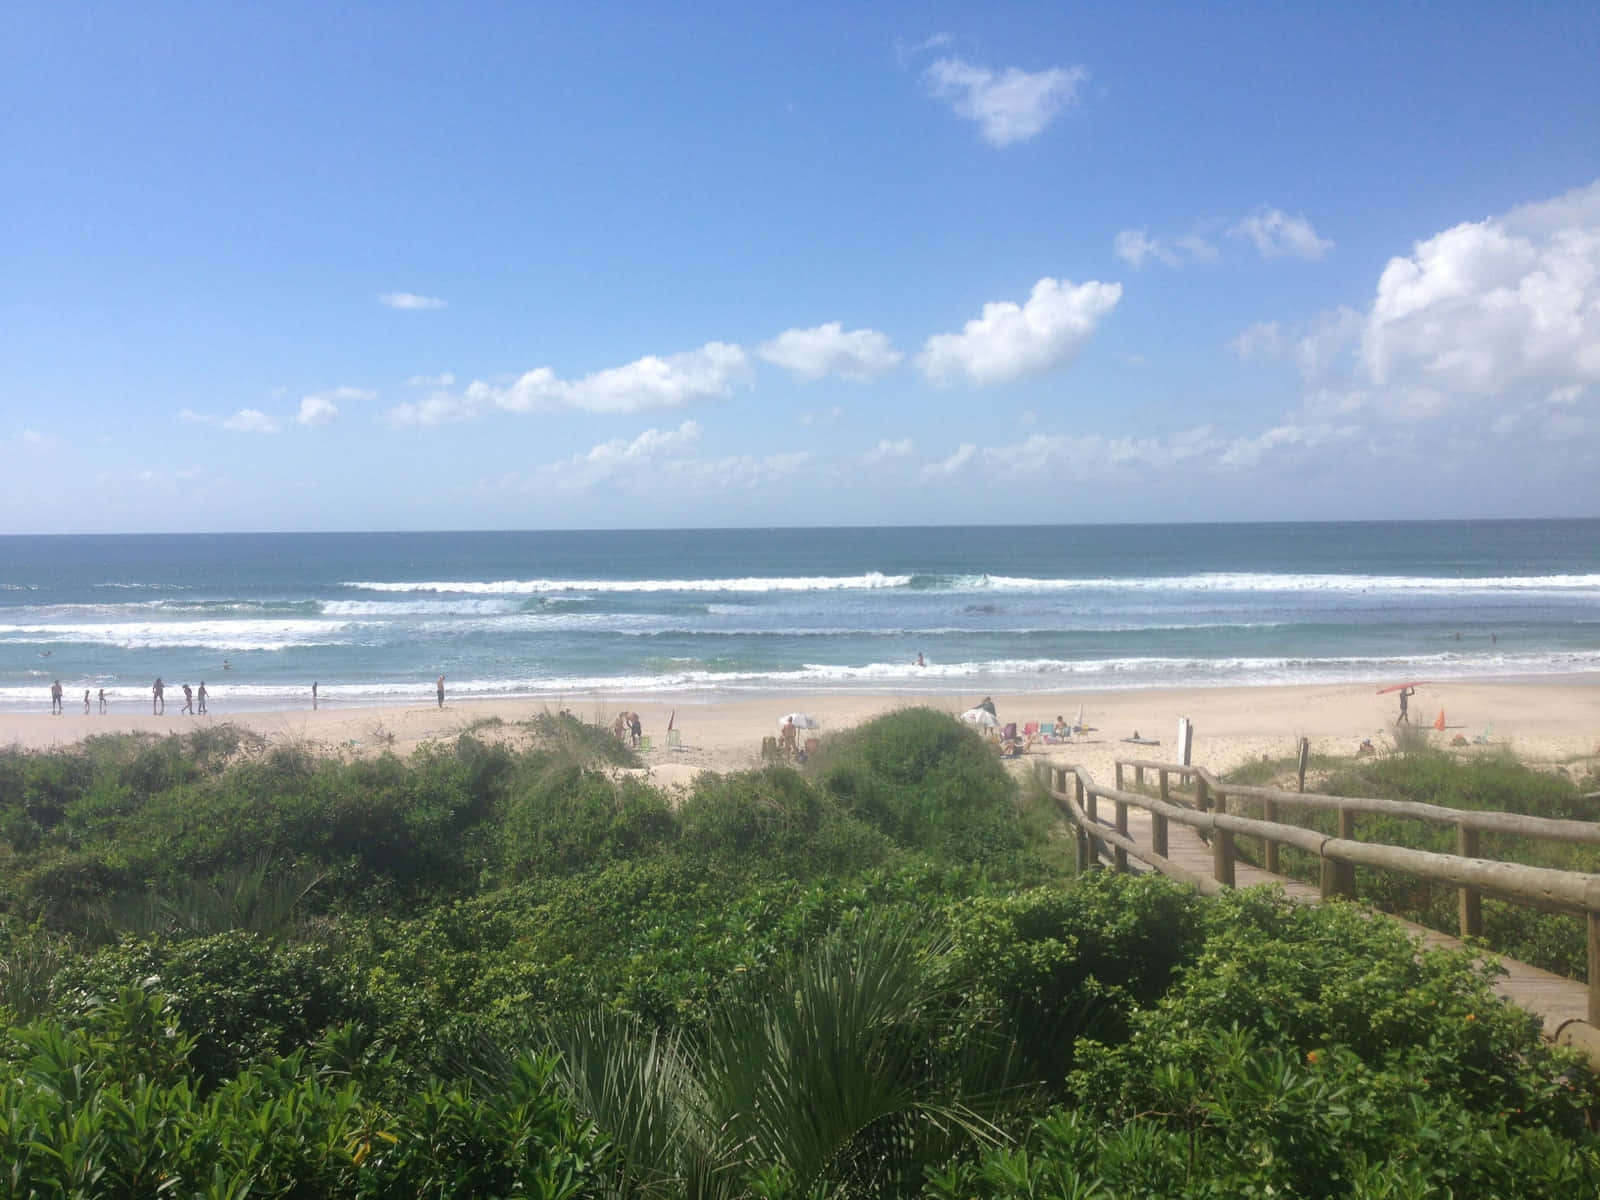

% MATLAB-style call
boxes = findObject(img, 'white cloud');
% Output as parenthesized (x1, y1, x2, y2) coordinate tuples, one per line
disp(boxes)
(1229, 321, 1286, 361)
(970, 422, 1361, 479)
(385, 342, 750, 427)
(297, 396, 339, 427)
(1113, 230, 1181, 269)
(20, 429, 54, 449)
(1120, 210, 1326, 269)
(222, 408, 280, 434)
(544, 420, 704, 487)
(1232, 209, 1334, 260)
(405, 372, 456, 388)
(923, 57, 1088, 147)
(920, 443, 975, 479)
(862, 437, 914, 464)
(180, 406, 283, 433)
(758, 323, 903, 380)
(507, 420, 810, 496)
(919, 277, 1121, 386)
(799, 406, 844, 428)
(379, 292, 447, 310)
(1362, 180, 1600, 402)
(894, 32, 954, 67)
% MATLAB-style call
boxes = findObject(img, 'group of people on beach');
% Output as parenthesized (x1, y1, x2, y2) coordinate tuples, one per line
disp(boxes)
(47, 680, 113, 716)
(149, 677, 207, 715)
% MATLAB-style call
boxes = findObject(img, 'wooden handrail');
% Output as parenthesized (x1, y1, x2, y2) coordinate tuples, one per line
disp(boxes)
(1048, 761, 1600, 1028)
(1120, 758, 1600, 845)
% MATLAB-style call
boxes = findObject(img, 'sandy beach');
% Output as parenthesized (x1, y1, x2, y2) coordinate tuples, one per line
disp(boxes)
(5, 680, 1597, 794)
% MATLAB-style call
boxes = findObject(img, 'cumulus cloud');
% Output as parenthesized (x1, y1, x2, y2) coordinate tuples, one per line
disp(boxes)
(758, 323, 903, 380)
(1113, 229, 1181, 269)
(923, 57, 1088, 146)
(385, 342, 750, 427)
(297, 396, 339, 427)
(799, 406, 844, 428)
(862, 437, 914, 464)
(1231, 209, 1334, 260)
(1118, 210, 1325, 269)
(918, 277, 1121, 386)
(1228, 321, 1286, 362)
(920, 443, 976, 480)
(379, 292, 447, 310)
(183, 407, 280, 433)
(1362, 180, 1600, 401)
(970, 423, 1361, 479)
(222, 408, 280, 434)
(507, 420, 810, 496)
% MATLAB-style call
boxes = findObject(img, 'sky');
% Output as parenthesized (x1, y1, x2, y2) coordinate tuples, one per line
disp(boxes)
(3, 1, 1598, 533)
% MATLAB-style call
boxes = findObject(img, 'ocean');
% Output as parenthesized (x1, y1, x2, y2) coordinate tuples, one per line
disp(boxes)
(1, 521, 1597, 713)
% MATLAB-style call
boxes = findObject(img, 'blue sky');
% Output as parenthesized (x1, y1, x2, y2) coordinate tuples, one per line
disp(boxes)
(4, 1, 1597, 533)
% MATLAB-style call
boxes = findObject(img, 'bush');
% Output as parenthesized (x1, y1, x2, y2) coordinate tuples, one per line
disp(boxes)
(811, 708, 1025, 860)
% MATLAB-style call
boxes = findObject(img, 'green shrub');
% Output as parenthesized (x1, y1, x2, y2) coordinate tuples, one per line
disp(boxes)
(812, 708, 1025, 860)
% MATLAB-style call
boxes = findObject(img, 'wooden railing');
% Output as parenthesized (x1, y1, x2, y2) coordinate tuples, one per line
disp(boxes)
(1047, 759, 1600, 1028)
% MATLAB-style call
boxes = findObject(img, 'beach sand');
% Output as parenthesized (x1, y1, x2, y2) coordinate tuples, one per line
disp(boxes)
(4, 681, 1597, 794)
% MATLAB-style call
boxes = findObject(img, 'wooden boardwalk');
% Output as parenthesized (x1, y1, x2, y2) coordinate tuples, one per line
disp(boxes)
(1080, 796, 1597, 1044)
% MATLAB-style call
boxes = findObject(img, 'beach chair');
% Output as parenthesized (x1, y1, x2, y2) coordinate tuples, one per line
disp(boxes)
(640, 735, 652, 751)
(1023, 722, 1039, 736)
(667, 729, 682, 749)
(1039, 721, 1055, 739)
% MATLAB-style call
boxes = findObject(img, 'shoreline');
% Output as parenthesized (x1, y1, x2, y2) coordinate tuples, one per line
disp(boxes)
(6, 680, 1597, 794)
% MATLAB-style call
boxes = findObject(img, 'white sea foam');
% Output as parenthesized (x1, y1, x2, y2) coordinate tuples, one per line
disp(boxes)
(974, 572, 1600, 593)
(341, 573, 915, 594)
(333, 570, 1600, 597)
(320, 598, 523, 617)
(0, 619, 352, 651)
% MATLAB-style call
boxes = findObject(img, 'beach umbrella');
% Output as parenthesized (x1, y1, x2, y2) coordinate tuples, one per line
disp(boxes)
(960, 707, 998, 728)
(778, 712, 820, 731)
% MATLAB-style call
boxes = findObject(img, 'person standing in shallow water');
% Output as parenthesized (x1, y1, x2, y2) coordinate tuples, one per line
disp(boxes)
(436, 675, 445, 708)
(312, 681, 318, 710)
(98, 688, 107, 714)
(152, 677, 165, 714)
(49, 679, 63, 714)
(196, 682, 207, 714)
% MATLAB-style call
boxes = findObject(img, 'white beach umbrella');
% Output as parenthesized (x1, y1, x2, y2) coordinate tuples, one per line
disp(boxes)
(960, 707, 999, 728)
(778, 712, 820, 731)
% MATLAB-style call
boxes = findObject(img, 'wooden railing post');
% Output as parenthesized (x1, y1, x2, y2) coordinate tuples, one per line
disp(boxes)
(1213, 823, 1235, 887)
(1322, 805, 1357, 898)
(1114, 762, 1124, 791)
(1457, 824, 1482, 938)
(1337, 807, 1357, 895)
(1262, 795, 1280, 874)
(1114, 799, 1129, 872)
(1134, 763, 1145, 787)
(1153, 770, 1169, 857)
(1590, 912, 1600, 1027)
(1195, 775, 1209, 814)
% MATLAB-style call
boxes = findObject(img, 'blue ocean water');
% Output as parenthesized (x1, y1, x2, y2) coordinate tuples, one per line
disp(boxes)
(1, 522, 1597, 713)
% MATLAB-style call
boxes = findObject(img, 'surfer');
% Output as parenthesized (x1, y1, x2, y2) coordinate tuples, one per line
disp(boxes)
(1396, 685, 1414, 724)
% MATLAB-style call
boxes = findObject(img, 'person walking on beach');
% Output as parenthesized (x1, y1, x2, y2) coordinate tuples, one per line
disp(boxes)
(312, 681, 318, 710)
(629, 711, 642, 748)
(181, 683, 194, 714)
(196, 682, 207, 714)
(152, 677, 165, 714)
(98, 688, 107, 714)
(49, 679, 63, 714)
(436, 674, 445, 708)
(1396, 685, 1414, 724)
(83, 689, 90, 714)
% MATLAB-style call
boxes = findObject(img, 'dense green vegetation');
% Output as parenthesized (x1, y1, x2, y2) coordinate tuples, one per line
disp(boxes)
(2, 709, 1597, 1196)
(1222, 736, 1600, 979)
